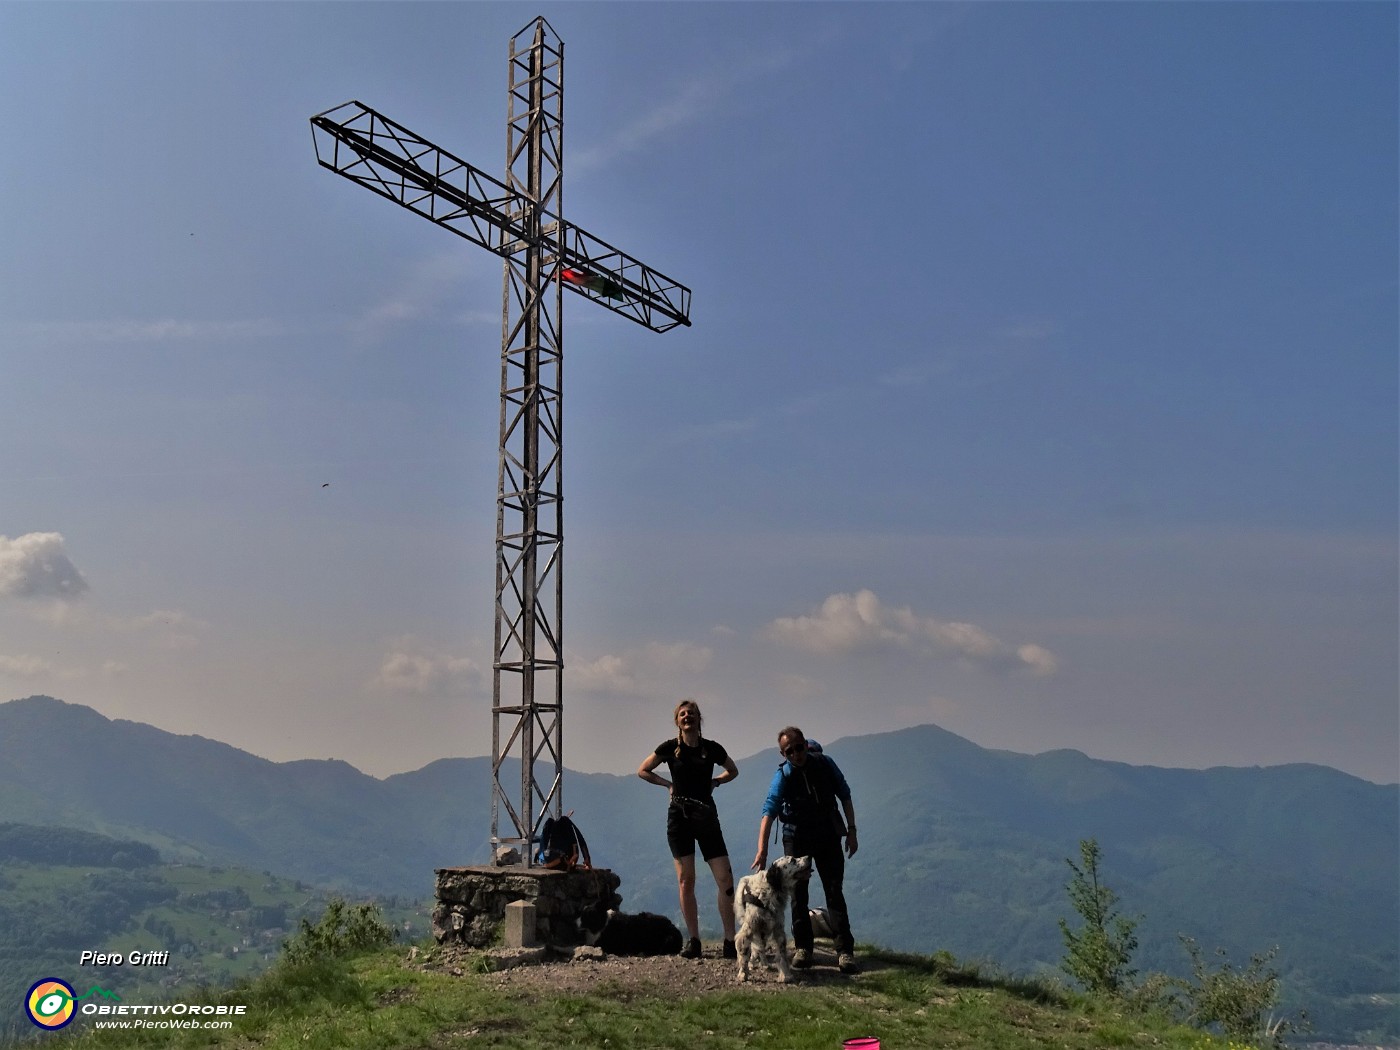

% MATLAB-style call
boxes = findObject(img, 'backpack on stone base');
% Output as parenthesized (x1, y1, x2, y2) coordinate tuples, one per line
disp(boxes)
(535, 812, 592, 871)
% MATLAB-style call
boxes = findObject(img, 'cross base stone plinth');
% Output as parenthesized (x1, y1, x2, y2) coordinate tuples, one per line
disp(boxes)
(433, 865, 622, 948)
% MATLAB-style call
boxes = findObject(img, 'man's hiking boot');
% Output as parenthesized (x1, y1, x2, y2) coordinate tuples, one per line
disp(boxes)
(838, 952, 860, 974)
(791, 948, 813, 969)
(722, 940, 737, 960)
(679, 938, 702, 959)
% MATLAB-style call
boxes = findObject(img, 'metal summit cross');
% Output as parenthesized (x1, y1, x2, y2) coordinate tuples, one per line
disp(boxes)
(310, 16, 691, 866)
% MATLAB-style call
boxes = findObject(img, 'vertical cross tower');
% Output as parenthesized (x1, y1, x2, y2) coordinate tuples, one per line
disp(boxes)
(496, 19, 566, 869)
(310, 16, 691, 864)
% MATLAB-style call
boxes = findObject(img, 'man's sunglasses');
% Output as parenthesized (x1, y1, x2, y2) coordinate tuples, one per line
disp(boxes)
(782, 740, 807, 758)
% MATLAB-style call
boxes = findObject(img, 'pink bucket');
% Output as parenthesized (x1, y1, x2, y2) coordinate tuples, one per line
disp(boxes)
(842, 1040, 881, 1050)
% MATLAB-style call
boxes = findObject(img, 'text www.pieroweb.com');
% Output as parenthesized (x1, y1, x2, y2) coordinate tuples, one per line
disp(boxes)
(84, 1003, 245, 1030)
(94, 1018, 234, 1031)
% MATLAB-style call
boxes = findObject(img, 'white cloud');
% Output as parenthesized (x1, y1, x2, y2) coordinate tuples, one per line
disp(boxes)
(0, 652, 85, 682)
(765, 589, 903, 653)
(0, 653, 54, 677)
(571, 641, 714, 697)
(1015, 644, 1059, 676)
(372, 637, 480, 695)
(571, 653, 638, 695)
(765, 589, 1057, 676)
(0, 533, 89, 601)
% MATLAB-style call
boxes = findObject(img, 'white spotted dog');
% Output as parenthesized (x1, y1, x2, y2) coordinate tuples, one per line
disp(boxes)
(733, 854, 813, 983)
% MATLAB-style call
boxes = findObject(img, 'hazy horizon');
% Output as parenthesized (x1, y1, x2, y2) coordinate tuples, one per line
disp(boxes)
(4, 692, 1395, 789)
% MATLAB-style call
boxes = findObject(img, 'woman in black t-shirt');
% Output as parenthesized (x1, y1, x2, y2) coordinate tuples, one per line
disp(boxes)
(637, 698, 739, 959)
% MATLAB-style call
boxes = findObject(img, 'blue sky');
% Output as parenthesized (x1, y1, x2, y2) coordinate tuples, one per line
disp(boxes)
(1, 2, 1395, 785)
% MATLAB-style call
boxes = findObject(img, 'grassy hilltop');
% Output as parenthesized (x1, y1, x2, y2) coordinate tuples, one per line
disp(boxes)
(48, 936, 1244, 1050)
(5, 894, 1357, 1050)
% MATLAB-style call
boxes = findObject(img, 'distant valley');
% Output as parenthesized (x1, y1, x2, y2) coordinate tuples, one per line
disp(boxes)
(0, 821, 425, 1043)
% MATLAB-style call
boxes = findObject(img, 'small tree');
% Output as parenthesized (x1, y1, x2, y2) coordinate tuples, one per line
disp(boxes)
(1058, 838, 1140, 996)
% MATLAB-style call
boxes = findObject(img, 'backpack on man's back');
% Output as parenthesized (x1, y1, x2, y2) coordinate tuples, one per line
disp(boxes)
(774, 741, 848, 840)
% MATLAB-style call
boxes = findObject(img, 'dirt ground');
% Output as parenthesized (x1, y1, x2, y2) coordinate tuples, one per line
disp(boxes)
(414, 942, 875, 999)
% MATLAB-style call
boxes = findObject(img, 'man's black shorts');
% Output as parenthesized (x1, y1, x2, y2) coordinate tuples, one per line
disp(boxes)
(666, 797, 729, 861)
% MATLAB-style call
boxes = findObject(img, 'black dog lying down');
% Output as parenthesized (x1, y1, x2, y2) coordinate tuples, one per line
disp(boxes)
(578, 904, 684, 956)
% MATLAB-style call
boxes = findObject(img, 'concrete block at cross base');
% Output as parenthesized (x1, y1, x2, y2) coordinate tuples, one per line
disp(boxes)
(503, 900, 537, 948)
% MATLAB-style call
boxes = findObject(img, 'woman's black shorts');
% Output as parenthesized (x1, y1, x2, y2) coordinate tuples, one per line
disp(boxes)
(666, 797, 728, 861)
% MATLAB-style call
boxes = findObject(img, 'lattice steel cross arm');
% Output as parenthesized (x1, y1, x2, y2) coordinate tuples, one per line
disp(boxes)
(310, 101, 692, 333)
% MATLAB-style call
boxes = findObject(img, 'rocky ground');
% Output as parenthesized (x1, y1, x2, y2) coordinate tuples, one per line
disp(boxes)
(413, 941, 875, 998)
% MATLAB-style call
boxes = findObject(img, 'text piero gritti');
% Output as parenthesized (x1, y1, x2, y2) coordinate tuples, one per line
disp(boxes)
(79, 950, 170, 966)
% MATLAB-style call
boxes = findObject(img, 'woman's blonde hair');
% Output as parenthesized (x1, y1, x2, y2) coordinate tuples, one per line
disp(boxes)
(674, 698, 702, 744)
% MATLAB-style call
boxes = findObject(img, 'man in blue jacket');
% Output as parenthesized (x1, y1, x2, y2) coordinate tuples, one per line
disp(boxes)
(751, 726, 860, 973)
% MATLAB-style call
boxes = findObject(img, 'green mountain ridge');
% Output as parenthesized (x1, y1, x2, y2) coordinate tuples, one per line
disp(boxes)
(1, 695, 1395, 1044)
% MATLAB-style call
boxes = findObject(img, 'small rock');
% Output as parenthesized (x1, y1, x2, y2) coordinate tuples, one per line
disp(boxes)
(487, 947, 549, 971)
(573, 945, 606, 963)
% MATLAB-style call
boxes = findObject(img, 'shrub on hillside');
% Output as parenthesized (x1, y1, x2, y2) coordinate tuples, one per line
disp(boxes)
(1177, 937, 1304, 1048)
(281, 898, 395, 966)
